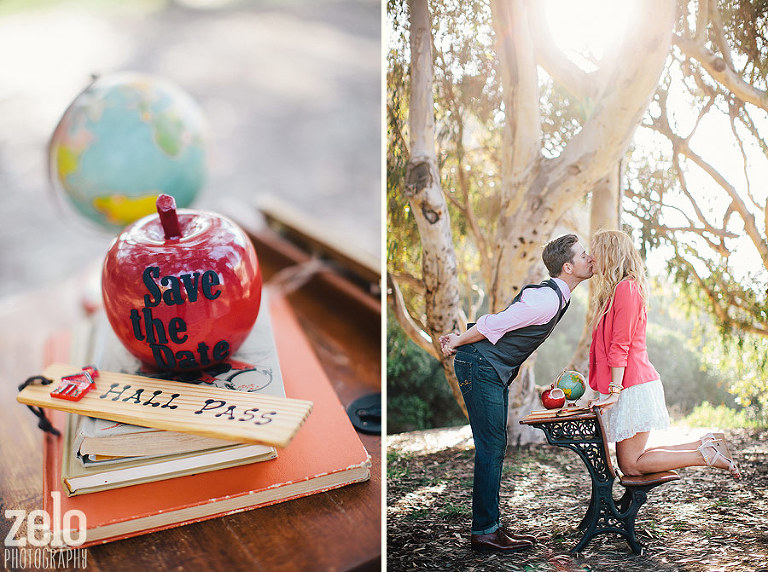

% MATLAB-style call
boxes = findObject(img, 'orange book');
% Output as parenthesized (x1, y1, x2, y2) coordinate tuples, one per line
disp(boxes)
(42, 294, 371, 547)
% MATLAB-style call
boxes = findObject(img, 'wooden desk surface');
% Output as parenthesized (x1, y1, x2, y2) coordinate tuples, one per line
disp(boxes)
(0, 228, 381, 571)
(519, 407, 595, 425)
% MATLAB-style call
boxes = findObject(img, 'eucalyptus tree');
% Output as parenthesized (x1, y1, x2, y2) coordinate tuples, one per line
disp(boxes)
(388, 0, 674, 440)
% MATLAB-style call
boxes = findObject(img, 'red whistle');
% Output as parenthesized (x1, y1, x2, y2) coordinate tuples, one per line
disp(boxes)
(50, 366, 99, 401)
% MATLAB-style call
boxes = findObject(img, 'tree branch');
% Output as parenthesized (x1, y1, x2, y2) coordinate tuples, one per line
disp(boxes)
(387, 102, 410, 162)
(387, 274, 439, 358)
(693, 0, 708, 41)
(526, 0, 596, 101)
(544, 0, 675, 219)
(433, 54, 493, 285)
(675, 141, 768, 271)
(728, 102, 757, 212)
(388, 270, 425, 295)
(707, 0, 735, 69)
(468, 283, 484, 323)
(456, 165, 492, 286)
(625, 209, 737, 242)
(735, 105, 768, 165)
(647, 108, 754, 256)
(672, 154, 731, 255)
(674, 35, 768, 111)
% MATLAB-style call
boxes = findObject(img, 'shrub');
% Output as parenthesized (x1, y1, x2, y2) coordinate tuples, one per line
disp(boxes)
(683, 401, 766, 429)
(386, 311, 465, 433)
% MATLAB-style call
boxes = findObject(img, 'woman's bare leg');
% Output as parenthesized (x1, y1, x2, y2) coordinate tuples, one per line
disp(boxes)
(643, 440, 701, 453)
(616, 431, 709, 475)
(644, 432, 724, 453)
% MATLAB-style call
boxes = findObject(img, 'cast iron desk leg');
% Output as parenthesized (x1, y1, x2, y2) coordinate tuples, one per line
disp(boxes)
(577, 485, 596, 531)
(532, 418, 643, 554)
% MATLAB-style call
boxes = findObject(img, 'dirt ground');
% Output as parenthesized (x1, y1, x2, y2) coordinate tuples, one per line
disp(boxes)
(387, 426, 768, 572)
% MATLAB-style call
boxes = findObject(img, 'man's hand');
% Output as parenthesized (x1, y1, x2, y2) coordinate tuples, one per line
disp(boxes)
(588, 392, 620, 411)
(439, 332, 459, 357)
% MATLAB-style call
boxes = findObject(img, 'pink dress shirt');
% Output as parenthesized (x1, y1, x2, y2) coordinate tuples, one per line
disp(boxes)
(588, 279, 659, 394)
(476, 277, 571, 344)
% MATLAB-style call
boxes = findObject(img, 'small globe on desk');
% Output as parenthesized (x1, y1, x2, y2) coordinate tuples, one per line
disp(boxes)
(48, 72, 207, 231)
(556, 370, 586, 401)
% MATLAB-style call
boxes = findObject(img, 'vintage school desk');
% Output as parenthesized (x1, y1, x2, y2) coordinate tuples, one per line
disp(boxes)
(0, 222, 381, 571)
(520, 406, 679, 554)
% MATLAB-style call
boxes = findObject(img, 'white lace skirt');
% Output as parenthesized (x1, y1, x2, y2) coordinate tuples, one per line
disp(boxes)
(600, 379, 670, 443)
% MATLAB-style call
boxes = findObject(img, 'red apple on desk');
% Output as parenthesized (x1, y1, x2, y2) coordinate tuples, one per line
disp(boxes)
(102, 194, 262, 372)
(541, 384, 566, 410)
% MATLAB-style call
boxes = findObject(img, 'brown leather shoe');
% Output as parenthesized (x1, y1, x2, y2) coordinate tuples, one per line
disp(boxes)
(500, 526, 537, 544)
(470, 529, 534, 553)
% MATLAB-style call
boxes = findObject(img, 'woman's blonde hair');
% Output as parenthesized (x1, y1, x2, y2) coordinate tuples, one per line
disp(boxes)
(588, 229, 649, 330)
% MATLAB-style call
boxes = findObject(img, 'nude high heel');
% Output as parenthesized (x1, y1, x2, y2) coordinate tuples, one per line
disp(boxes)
(698, 441, 741, 480)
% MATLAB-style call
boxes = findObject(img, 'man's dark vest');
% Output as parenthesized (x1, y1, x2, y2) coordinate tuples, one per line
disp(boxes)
(471, 279, 569, 385)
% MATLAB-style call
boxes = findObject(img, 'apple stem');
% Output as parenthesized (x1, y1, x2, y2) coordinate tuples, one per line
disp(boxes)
(156, 194, 181, 240)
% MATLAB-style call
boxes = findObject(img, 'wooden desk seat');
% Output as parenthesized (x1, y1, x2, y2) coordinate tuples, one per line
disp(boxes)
(618, 471, 681, 488)
(521, 406, 679, 554)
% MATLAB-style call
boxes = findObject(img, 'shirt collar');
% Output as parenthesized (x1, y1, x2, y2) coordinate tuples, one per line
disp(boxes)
(552, 277, 572, 302)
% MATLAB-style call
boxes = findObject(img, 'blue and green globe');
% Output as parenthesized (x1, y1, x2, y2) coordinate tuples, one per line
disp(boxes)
(556, 370, 586, 401)
(48, 72, 207, 231)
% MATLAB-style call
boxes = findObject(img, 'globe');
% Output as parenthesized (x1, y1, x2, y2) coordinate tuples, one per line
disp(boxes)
(48, 72, 207, 231)
(556, 370, 586, 401)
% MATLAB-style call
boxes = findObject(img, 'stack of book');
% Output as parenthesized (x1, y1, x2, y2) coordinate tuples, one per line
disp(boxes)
(42, 293, 371, 547)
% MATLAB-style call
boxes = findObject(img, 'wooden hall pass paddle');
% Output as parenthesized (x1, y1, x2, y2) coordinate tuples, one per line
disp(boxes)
(18, 363, 313, 448)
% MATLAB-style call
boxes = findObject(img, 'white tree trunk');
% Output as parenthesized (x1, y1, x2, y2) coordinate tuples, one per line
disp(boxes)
(405, 0, 465, 413)
(568, 164, 622, 409)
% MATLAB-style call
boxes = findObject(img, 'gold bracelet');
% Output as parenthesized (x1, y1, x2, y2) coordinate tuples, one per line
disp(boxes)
(608, 383, 624, 395)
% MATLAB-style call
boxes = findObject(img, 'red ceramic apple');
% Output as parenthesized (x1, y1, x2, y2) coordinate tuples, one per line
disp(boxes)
(102, 194, 262, 372)
(541, 384, 566, 410)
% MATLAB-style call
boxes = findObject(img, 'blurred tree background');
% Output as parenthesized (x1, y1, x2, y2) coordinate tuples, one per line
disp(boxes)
(387, 0, 768, 435)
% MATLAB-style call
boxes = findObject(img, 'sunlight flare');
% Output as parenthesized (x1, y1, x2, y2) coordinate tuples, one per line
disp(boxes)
(543, 0, 638, 71)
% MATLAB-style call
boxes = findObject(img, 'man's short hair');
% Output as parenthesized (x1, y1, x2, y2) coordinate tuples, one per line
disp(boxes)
(542, 234, 578, 277)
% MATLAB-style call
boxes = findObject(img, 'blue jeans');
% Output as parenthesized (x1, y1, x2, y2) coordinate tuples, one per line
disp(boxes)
(453, 345, 509, 535)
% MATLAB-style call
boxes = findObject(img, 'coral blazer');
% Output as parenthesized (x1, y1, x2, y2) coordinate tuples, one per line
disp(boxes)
(588, 279, 659, 394)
